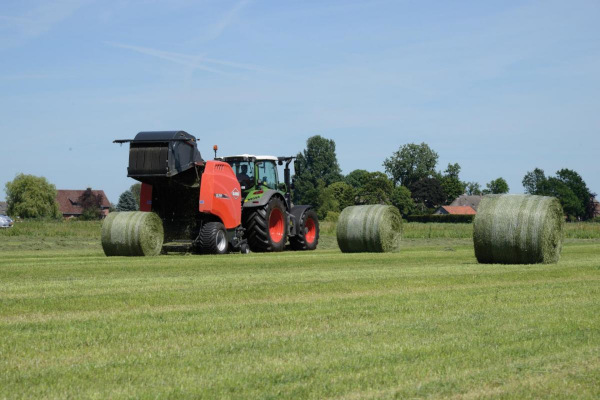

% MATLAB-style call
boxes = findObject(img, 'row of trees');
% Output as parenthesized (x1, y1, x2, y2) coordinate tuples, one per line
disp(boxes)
(292, 137, 510, 219)
(4, 174, 106, 220)
(523, 168, 596, 220)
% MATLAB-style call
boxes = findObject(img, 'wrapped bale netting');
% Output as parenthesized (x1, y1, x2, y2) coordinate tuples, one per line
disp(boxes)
(473, 194, 564, 264)
(337, 205, 402, 253)
(102, 211, 164, 257)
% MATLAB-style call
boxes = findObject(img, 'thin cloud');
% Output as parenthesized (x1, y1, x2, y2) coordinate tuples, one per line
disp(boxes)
(0, 0, 87, 48)
(106, 42, 271, 75)
(204, 0, 251, 42)
(107, 42, 229, 75)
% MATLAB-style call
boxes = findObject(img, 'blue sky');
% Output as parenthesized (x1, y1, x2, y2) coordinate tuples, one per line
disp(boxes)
(1, 0, 598, 203)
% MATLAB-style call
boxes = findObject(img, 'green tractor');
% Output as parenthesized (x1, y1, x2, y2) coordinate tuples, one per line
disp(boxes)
(219, 154, 319, 252)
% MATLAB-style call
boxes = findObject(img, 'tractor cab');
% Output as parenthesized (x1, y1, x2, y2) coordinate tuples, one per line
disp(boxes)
(220, 154, 293, 206)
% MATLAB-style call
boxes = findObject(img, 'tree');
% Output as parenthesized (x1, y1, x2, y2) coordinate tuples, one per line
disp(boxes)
(444, 163, 461, 179)
(522, 168, 594, 220)
(522, 168, 546, 194)
(483, 177, 509, 194)
(5, 174, 61, 218)
(409, 177, 445, 211)
(116, 190, 138, 211)
(544, 177, 583, 219)
(130, 183, 141, 207)
(356, 172, 395, 205)
(328, 181, 355, 210)
(391, 185, 415, 217)
(440, 163, 465, 204)
(344, 169, 370, 189)
(315, 181, 339, 219)
(78, 188, 104, 220)
(293, 135, 343, 205)
(555, 169, 595, 220)
(383, 143, 438, 187)
(465, 182, 482, 196)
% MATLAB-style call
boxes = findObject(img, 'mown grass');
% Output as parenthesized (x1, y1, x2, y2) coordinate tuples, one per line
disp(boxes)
(1, 221, 599, 398)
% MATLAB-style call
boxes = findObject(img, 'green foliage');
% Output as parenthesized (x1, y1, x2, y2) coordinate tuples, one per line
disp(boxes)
(293, 135, 343, 205)
(555, 169, 596, 220)
(355, 172, 394, 205)
(409, 177, 445, 210)
(324, 211, 340, 222)
(444, 163, 461, 179)
(4, 173, 61, 219)
(544, 177, 584, 218)
(406, 214, 475, 223)
(316, 181, 339, 219)
(78, 188, 104, 220)
(482, 177, 509, 194)
(344, 169, 370, 189)
(522, 168, 594, 220)
(522, 168, 546, 194)
(130, 183, 141, 206)
(383, 142, 439, 187)
(391, 185, 414, 217)
(465, 181, 482, 195)
(328, 181, 355, 210)
(441, 176, 466, 204)
(116, 190, 138, 211)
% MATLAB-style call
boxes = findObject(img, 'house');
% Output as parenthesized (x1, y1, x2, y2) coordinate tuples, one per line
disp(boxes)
(449, 194, 484, 211)
(56, 189, 111, 218)
(434, 205, 477, 215)
(0, 201, 7, 215)
(593, 197, 600, 218)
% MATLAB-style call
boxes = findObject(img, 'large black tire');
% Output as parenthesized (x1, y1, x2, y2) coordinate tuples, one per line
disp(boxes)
(243, 197, 288, 252)
(290, 209, 319, 251)
(198, 222, 228, 254)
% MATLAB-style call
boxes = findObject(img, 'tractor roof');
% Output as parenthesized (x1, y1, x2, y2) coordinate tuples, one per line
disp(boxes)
(223, 154, 278, 161)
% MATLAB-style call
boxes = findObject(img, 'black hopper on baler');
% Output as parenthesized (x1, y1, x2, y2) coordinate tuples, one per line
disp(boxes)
(114, 131, 204, 187)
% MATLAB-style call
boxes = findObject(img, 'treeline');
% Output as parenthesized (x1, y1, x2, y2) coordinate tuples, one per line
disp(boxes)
(292, 136, 596, 221)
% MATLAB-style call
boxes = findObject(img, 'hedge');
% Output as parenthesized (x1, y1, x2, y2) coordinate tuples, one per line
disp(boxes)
(406, 214, 475, 223)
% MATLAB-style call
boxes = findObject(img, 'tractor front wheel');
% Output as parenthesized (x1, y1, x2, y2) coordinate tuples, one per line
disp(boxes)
(243, 197, 288, 252)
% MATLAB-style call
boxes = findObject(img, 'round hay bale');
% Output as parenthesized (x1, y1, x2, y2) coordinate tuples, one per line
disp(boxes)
(473, 194, 564, 264)
(336, 205, 402, 253)
(101, 211, 164, 257)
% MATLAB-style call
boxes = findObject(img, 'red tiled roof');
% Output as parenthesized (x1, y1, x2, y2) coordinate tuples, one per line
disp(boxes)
(441, 205, 477, 215)
(56, 190, 111, 216)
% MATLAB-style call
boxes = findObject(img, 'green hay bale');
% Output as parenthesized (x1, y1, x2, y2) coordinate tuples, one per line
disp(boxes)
(336, 205, 402, 253)
(473, 194, 564, 264)
(101, 211, 164, 257)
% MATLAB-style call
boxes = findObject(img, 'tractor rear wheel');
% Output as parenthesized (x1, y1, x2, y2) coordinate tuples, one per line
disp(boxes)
(290, 209, 319, 250)
(198, 222, 228, 254)
(243, 197, 288, 252)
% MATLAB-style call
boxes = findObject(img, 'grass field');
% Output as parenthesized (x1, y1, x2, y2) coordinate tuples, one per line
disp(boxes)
(1, 221, 599, 398)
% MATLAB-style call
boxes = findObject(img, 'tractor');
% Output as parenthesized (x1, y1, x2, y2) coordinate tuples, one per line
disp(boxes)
(110, 131, 319, 255)
(218, 154, 319, 252)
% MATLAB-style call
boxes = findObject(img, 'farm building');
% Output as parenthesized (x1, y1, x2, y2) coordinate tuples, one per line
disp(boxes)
(434, 205, 477, 215)
(593, 197, 600, 217)
(449, 194, 483, 211)
(56, 189, 111, 218)
(0, 201, 7, 215)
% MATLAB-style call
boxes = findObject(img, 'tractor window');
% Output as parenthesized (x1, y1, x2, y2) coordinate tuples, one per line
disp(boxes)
(256, 161, 278, 190)
(229, 161, 254, 190)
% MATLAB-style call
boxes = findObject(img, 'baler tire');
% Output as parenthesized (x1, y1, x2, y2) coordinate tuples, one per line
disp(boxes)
(290, 209, 319, 251)
(198, 222, 228, 254)
(243, 197, 288, 252)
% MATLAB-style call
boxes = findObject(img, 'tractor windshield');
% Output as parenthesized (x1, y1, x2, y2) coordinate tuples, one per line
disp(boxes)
(229, 161, 255, 190)
(256, 161, 278, 190)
